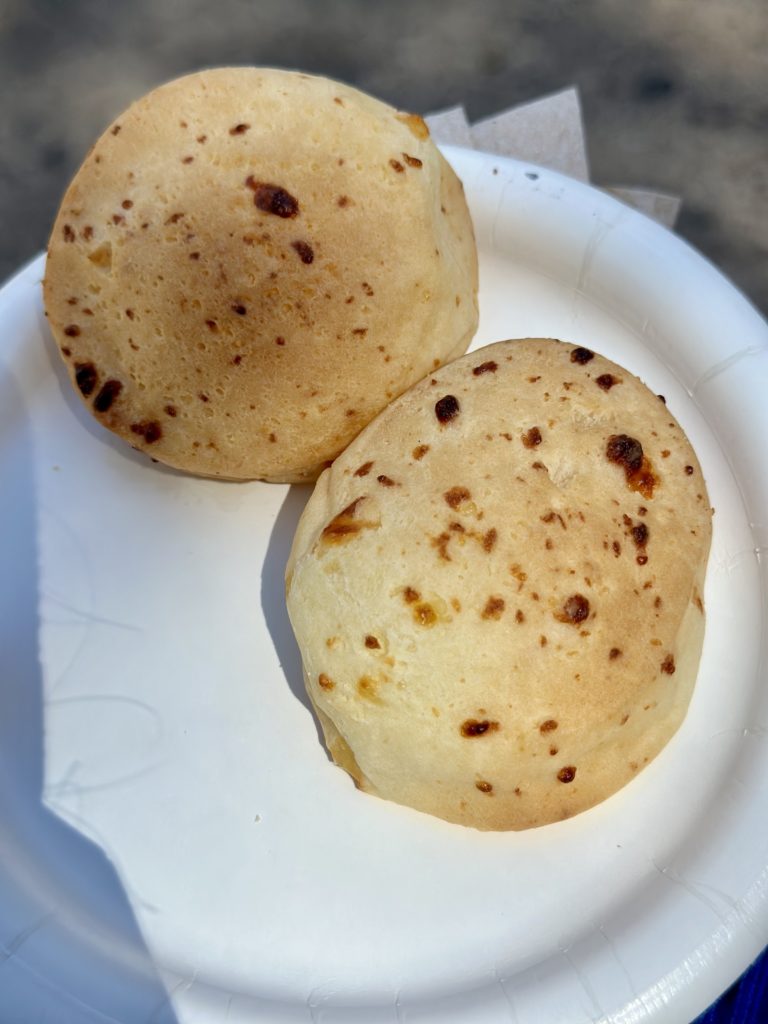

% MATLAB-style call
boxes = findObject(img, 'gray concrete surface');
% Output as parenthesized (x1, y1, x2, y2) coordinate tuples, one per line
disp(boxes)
(0, 0, 765, 316)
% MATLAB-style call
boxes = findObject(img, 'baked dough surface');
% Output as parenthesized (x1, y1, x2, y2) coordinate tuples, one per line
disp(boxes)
(287, 338, 712, 829)
(44, 68, 478, 481)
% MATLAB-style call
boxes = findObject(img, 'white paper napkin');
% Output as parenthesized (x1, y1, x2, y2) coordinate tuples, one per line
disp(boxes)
(426, 87, 681, 229)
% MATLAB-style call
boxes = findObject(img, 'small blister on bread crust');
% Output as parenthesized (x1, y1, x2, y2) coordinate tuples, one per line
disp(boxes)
(44, 68, 478, 481)
(286, 338, 713, 830)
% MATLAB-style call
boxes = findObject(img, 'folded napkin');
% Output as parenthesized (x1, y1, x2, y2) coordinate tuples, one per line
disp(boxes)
(426, 86, 681, 229)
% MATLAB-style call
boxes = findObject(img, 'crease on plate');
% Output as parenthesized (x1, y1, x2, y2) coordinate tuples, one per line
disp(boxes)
(705, 725, 768, 743)
(0, 911, 57, 967)
(489, 178, 515, 255)
(307, 982, 340, 1023)
(0, 946, 126, 1024)
(44, 695, 164, 796)
(651, 859, 732, 930)
(570, 216, 618, 320)
(690, 344, 767, 395)
(597, 925, 641, 1006)
(607, 864, 768, 1022)
(492, 967, 520, 1024)
(44, 756, 166, 800)
(149, 970, 198, 1024)
(395, 988, 404, 1024)
(559, 943, 606, 1023)
(42, 590, 141, 633)
(711, 544, 760, 577)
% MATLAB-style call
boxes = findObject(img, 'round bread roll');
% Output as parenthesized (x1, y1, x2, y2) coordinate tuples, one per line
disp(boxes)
(43, 68, 478, 481)
(286, 338, 712, 830)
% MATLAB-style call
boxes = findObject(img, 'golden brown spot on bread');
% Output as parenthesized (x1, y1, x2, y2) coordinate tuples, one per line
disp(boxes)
(557, 766, 576, 783)
(74, 363, 98, 396)
(364, 635, 380, 649)
(475, 780, 493, 793)
(515, 609, 525, 624)
(432, 532, 452, 562)
(396, 112, 430, 139)
(482, 528, 497, 552)
(318, 673, 335, 691)
(609, 647, 622, 660)
(542, 511, 567, 532)
(229, 123, 250, 135)
(246, 178, 300, 218)
(93, 379, 122, 413)
(64, 324, 81, 338)
(606, 435, 658, 499)
(130, 420, 162, 444)
(539, 719, 558, 733)
(481, 596, 505, 620)
(555, 594, 590, 624)
(402, 152, 423, 168)
(661, 654, 676, 675)
(472, 360, 498, 376)
(413, 602, 437, 627)
(461, 719, 499, 738)
(522, 426, 542, 448)
(321, 498, 377, 544)
(596, 373, 620, 390)
(403, 586, 420, 604)
(435, 395, 460, 423)
(412, 444, 430, 460)
(444, 486, 471, 509)
(291, 240, 314, 264)
(570, 347, 594, 364)
(389, 158, 405, 173)
(377, 475, 397, 487)
(63, 224, 75, 242)
(357, 676, 382, 702)
(354, 461, 373, 477)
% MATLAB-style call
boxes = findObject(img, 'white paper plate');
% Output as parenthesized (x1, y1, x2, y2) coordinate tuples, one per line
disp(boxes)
(1, 146, 767, 1024)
